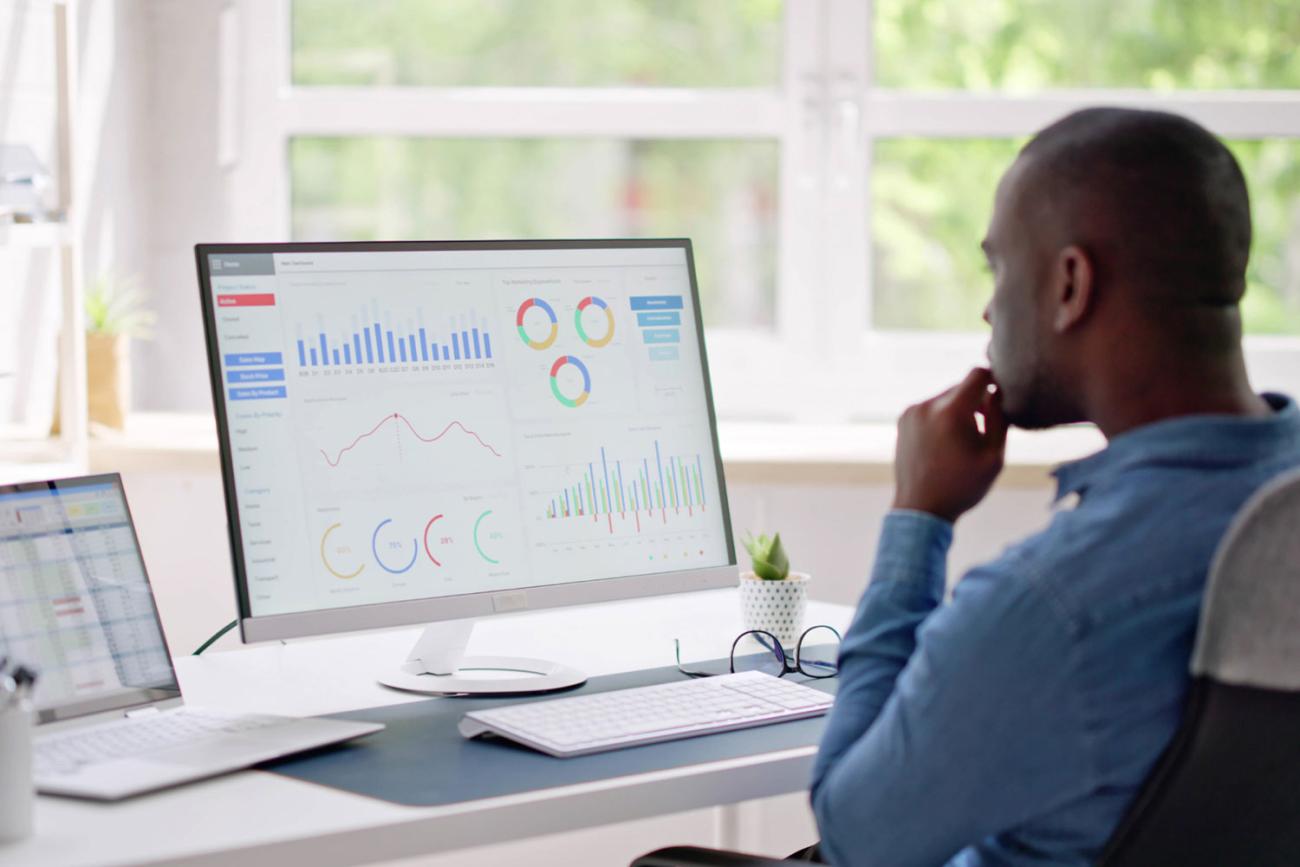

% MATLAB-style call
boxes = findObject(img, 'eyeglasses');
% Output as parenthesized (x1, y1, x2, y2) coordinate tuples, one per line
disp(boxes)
(674, 625, 842, 680)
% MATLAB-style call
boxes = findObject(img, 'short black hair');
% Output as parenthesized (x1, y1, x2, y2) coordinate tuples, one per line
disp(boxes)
(1019, 107, 1252, 308)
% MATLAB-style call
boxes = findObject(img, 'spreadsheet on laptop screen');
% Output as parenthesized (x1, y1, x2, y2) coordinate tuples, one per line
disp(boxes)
(0, 479, 177, 718)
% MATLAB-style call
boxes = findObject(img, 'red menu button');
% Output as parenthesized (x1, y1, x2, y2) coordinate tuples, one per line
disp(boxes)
(217, 293, 276, 307)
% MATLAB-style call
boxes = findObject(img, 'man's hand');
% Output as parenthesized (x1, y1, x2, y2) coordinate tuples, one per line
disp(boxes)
(892, 367, 1008, 523)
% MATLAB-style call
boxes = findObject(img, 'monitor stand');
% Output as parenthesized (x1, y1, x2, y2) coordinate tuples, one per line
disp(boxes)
(377, 620, 587, 696)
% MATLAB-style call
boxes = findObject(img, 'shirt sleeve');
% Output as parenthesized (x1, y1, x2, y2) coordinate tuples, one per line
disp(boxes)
(810, 512, 1095, 867)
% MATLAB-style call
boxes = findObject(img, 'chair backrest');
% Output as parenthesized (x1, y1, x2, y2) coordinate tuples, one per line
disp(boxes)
(1097, 466, 1300, 866)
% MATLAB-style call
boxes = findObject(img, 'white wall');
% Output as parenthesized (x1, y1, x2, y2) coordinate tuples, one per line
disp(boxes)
(133, 0, 240, 413)
(0, 1, 63, 432)
(63, 0, 254, 414)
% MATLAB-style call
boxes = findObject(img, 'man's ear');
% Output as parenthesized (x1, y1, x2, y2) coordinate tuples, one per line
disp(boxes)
(1052, 244, 1094, 333)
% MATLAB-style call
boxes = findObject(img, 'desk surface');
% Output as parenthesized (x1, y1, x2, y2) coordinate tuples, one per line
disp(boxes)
(0, 590, 853, 867)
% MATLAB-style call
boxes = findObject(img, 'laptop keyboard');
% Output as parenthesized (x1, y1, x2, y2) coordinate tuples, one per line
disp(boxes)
(36, 708, 290, 776)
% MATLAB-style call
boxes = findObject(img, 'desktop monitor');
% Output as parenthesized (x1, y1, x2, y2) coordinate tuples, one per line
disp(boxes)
(196, 240, 736, 693)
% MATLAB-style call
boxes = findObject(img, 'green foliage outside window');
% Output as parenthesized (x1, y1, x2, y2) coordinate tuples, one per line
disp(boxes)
(872, 0, 1300, 333)
(875, 0, 1300, 90)
(290, 0, 1300, 334)
(292, 0, 783, 87)
(872, 139, 1300, 335)
(291, 138, 779, 328)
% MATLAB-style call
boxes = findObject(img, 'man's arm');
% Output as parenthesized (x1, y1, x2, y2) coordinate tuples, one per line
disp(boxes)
(808, 369, 1094, 866)
(813, 366, 1007, 779)
(810, 544, 1095, 867)
(811, 509, 951, 779)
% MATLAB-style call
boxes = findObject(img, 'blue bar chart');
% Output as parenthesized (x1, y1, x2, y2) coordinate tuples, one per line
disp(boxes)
(295, 305, 494, 370)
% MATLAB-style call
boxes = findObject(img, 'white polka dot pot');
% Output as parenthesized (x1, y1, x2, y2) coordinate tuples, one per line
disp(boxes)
(738, 571, 809, 650)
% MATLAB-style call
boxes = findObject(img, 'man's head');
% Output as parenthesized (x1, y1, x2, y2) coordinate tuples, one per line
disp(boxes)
(982, 107, 1253, 429)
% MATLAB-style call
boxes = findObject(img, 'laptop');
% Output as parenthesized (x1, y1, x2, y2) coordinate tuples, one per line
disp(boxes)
(0, 473, 382, 800)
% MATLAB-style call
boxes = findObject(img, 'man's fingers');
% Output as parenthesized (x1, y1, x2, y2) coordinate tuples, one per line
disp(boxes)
(936, 367, 995, 414)
(981, 386, 1009, 450)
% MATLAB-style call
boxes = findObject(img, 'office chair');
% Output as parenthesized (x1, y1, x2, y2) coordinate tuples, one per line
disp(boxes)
(632, 466, 1300, 867)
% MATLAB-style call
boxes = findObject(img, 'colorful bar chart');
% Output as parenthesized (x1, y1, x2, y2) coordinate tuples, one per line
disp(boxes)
(543, 441, 708, 533)
(295, 306, 494, 370)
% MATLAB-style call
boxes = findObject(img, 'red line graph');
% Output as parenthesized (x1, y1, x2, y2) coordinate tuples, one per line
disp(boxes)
(321, 413, 503, 468)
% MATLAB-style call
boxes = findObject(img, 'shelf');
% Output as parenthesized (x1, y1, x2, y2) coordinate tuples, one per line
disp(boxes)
(87, 413, 221, 475)
(0, 221, 71, 247)
(0, 434, 81, 484)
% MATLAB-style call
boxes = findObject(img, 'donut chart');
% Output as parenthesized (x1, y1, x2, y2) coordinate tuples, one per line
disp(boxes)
(516, 298, 558, 350)
(549, 355, 591, 408)
(371, 518, 419, 574)
(574, 296, 614, 348)
(422, 514, 446, 566)
(320, 523, 365, 579)
(473, 509, 501, 564)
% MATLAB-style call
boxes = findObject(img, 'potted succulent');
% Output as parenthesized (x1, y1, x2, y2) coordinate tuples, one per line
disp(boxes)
(83, 273, 155, 430)
(738, 532, 810, 649)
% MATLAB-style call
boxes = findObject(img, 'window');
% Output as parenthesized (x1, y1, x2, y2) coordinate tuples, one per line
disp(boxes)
(289, 137, 779, 328)
(235, 0, 1300, 423)
(291, 0, 784, 88)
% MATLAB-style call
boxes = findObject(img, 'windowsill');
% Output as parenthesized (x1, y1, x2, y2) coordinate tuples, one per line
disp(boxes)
(84, 412, 1105, 488)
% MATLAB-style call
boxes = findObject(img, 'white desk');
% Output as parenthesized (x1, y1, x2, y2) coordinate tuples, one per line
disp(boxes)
(0, 590, 852, 867)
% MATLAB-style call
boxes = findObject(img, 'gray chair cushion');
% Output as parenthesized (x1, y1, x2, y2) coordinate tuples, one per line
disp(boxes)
(1192, 466, 1300, 690)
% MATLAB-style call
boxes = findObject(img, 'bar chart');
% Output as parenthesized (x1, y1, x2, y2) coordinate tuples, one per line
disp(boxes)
(541, 440, 708, 534)
(294, 305, 495, 370)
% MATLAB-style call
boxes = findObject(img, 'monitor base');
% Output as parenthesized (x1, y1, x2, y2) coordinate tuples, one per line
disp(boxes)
(377, 619, 588, 696)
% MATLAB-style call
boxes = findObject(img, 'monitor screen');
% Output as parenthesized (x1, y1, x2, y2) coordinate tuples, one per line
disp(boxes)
(0, 475, 180, 723)
(199, 241, 734, 631)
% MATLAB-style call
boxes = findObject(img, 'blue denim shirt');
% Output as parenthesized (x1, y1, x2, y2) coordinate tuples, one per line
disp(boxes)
(811, 395, 1300, 867)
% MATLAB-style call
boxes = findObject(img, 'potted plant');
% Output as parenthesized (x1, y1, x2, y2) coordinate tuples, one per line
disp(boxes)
(83, 273, 155, 430)
(738, 532, 810, 649)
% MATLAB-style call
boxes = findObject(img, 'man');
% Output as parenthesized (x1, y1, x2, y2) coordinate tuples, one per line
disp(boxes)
(809, 107, 1300, 866)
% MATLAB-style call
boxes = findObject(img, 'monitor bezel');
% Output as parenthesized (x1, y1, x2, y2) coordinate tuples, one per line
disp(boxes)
(0, 473, 184, 723)
(195, 239, 737, 643)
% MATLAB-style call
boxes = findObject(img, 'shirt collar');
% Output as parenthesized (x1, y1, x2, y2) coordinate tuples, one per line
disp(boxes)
(1052, 393, 1300, 502)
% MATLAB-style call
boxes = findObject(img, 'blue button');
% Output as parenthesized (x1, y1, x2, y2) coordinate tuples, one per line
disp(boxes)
(641, 329, 681, 345)
(224, 352, 284, 367)
(226, 368, 286, 384)
(648, 346, 680, 362)
(629, 296, 684, 311)
(228, 386, 287, 401)
(637, 311, 681, 327)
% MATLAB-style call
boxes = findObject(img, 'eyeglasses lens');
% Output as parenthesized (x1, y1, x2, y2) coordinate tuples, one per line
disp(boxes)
(797, 626, 841, 678)
(731, 630, 787, 677)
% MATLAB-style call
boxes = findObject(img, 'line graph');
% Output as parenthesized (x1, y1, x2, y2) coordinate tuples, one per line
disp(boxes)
(321, 413, 504, 468)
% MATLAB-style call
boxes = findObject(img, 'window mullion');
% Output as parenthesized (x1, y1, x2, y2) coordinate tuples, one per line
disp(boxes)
(276, 88, 786, 138)
(823, 0, 871, 356)
(865, 90, 1300, 139)
(776, 0, 830, 358)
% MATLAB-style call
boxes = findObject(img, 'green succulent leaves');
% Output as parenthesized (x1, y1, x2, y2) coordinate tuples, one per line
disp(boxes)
(742, 531, 790, 581)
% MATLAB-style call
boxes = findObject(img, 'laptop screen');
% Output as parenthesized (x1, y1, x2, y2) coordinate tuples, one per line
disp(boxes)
(0, 475, 180, 724)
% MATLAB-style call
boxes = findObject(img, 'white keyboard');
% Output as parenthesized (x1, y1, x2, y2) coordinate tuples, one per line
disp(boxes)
(458, 671, 834, 757)
(36, 708, 291, 776)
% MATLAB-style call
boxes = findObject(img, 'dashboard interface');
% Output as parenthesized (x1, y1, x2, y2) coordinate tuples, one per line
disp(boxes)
(201, 244, 732, 618)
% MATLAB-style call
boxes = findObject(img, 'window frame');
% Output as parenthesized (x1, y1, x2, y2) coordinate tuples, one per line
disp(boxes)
(231, 0, 1300, 423)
